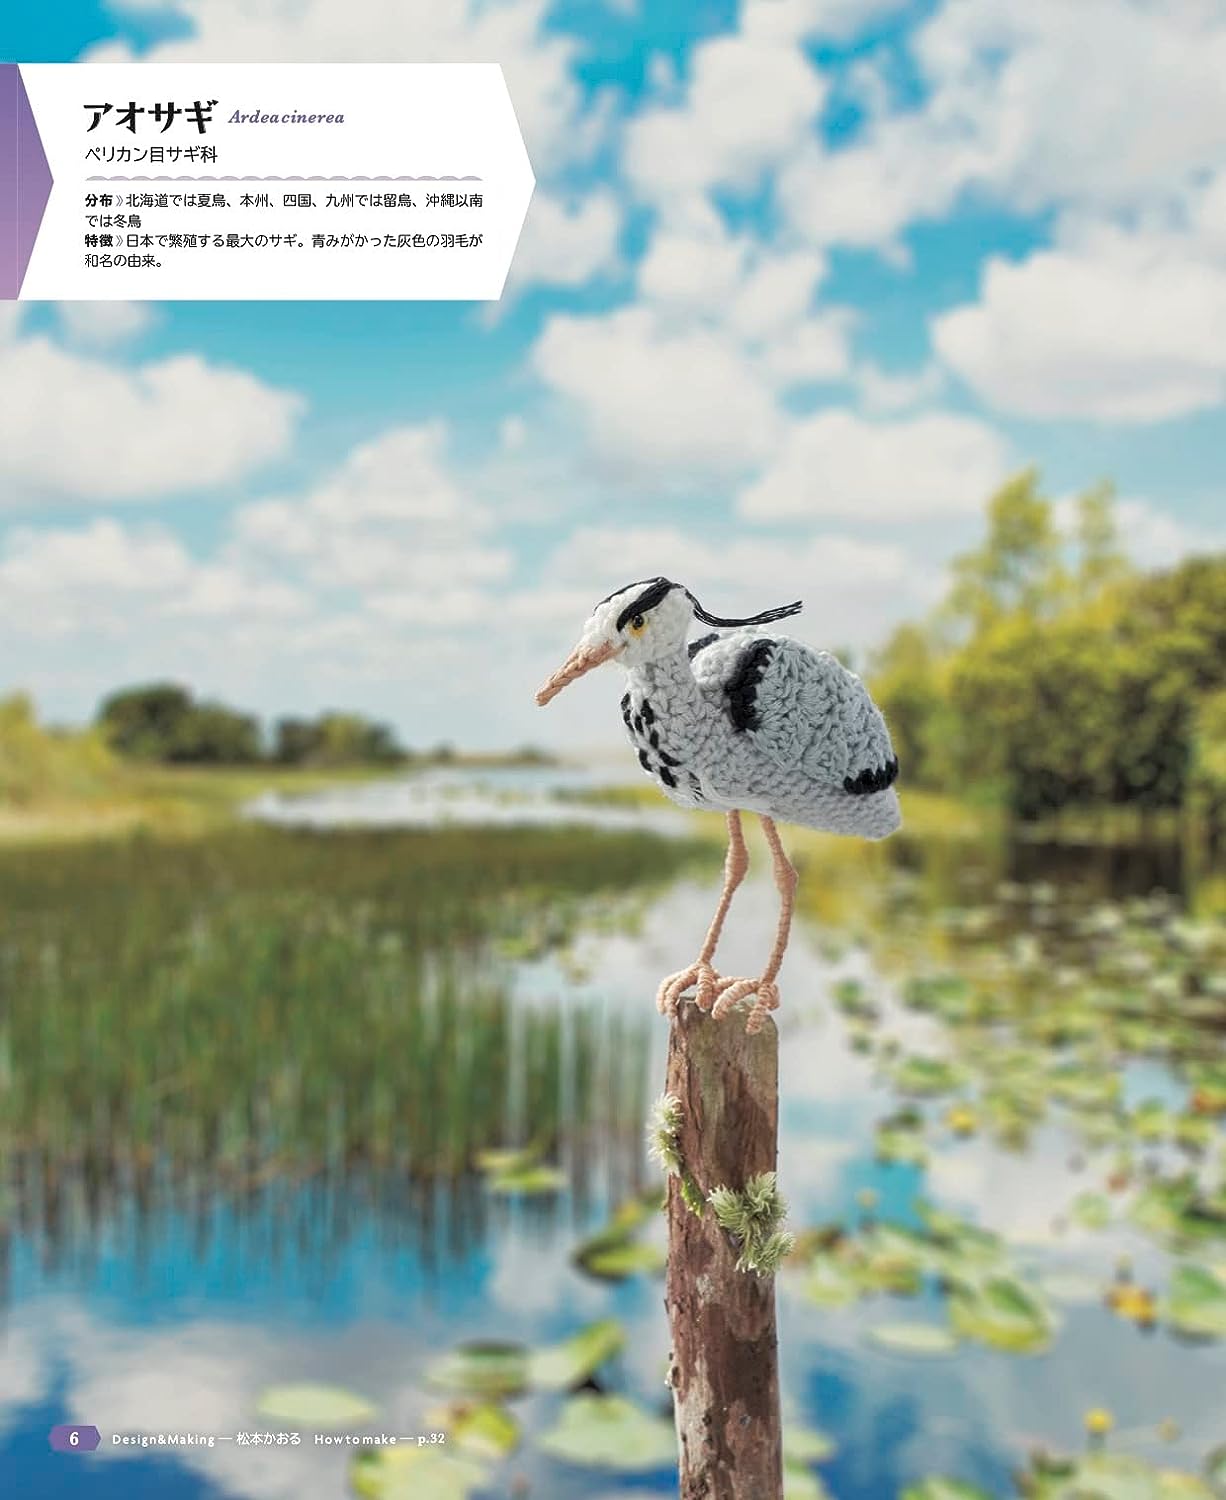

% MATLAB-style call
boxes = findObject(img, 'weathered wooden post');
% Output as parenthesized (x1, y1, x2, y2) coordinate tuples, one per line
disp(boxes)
(654, 998, 786, 1499)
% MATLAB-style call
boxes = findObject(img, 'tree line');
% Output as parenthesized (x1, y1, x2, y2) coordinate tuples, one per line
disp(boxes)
(96, 683, 409, 767)
(868, 471, 1224, 826)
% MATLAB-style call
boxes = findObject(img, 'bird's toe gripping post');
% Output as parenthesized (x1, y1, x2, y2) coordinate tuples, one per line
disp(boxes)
(710, 974, 782, 1035)
(656, 959, 723, 1015)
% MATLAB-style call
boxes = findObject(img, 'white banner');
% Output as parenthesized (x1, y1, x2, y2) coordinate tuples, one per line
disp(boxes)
(4, 63, 535, 301)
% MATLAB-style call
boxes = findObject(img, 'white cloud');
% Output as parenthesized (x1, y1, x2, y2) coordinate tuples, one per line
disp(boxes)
(779, 0, 1226, 253)
(56, 301, 157, 348)
(530, 214, 851, 477)
(532, 305, 785, 473)
(933, 216, 1226, 422)
(0, 303, 25, 345)
(0, 338, 301, 505)
(0, 519, 307, 638)
(625, 30, 826, 205)
(544, 524, 916, 632)
(854, 360, 945, 414)
(637, 229, 828, 342)
(234, 423, 511, 592)
(505, 189, 622, 292)
(624, 0, 913, 210)
(1053, 493, 1226, 570)
(738, 408, 1011, 521)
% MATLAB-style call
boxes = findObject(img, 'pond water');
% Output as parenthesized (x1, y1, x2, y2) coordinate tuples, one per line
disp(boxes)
(1, 770, 1223, 1500)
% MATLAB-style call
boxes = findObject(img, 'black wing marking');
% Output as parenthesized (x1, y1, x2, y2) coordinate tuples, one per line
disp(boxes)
(844, 756, 900, 795)
(724, 639, 775, 732)
(687, 632, 720, 660)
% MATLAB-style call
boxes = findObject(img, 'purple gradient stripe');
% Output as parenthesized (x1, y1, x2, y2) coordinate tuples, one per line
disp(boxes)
(0, 64, 54, 299)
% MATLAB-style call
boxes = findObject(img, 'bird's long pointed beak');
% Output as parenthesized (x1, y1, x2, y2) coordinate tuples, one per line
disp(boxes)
(535, 639, 620, 706)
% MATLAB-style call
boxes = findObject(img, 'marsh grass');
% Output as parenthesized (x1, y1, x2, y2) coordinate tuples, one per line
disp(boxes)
(0, 824, 708, 1248)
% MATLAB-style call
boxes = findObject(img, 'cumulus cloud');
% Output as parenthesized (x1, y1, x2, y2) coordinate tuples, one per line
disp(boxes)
(0, 338, 302, 506)
(933, 213, 1226, 422)
(737, 409, 1011, 521)
(505, 189, 623, 293)
(625, 31, 827, 205)
(1053, 493, 1226, 570)
(532, 305, 786, 474)
(542, 524, 921, 650)
(780, 0, 1226, 254)
(0, 519, 307, 639)
(530, 214, 851, 478)
(854, 361, 946, 414)
(234, 423, 511, 592)
(56, 301, 157, 349)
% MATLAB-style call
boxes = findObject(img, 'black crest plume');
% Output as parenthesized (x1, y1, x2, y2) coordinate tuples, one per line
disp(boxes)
(686, 589, 803, 628)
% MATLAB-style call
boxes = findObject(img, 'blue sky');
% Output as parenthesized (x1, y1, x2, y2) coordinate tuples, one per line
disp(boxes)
(2, 0, 1224, 749)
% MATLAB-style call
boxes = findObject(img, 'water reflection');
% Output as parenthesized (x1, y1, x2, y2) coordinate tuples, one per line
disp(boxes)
(1, 776, 1222, 1500)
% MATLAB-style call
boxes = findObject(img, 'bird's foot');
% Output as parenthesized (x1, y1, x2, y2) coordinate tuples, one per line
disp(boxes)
(710, 974, 781, 1034)
(656, 958, 722, 1015)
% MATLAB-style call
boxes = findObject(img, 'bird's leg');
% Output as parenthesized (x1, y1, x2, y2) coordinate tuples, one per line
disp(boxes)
(710, 815, 798, 1034)
(656, 811, 748, 1015)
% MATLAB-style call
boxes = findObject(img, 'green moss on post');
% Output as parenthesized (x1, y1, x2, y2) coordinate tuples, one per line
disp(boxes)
(648, 1092, 706, 1218)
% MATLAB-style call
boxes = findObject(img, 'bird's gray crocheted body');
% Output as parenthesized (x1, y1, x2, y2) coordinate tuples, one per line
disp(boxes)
(619, 628, 901, 838)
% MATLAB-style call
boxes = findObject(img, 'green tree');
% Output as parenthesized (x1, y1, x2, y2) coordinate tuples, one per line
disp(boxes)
(97, 683, 195, 759)
(1072, 480, 1129, 597)
(869, 472, 1223, 825)
(97, 683, 260, 764)
(273, 711, 404, 766)
(944, 468, 1064, 632)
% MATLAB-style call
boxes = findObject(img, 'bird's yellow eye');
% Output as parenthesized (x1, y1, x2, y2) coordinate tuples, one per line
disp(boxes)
(628, 613, 646, 634)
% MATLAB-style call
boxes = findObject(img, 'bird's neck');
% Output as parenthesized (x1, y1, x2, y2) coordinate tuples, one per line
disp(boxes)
(626, 647, 701, 706)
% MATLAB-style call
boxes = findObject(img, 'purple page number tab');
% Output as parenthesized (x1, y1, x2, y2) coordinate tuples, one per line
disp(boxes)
(50, 1425, 101, 1452)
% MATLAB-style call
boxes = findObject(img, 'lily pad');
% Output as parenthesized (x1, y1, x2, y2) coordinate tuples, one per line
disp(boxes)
(785, 1425, 837, 1464)
(903, 974, 974, 1018)
(856, 1225, 930, 1293)
(485, 1163, 568, 1196)
(426, 1341, 529, 1398)
(833, 978, 879, 1020)
(914, 1203, 1006, 1275)
(1131, 1176, 1226, 1248)
(801, 1251, 864, 1307)
(876, 1120, 930, 1166)
(577, 1239, 666, 1281)
(948, 1273, 1056, 1353)
(474, 1145, 538, 1174)
(528, 1319, 626, 1390)
(350, 1446, 487, 1499)
(1165, 1263, 1226, 1338)
(1021, 1451, 1215, 1500)
(1071, 1192, 1112, 1231)
(785, 1460, 833, 1500)
(1131, 1101, 1175, 1142)
(425, 1401, 519, 1460)
(901, 1481, 994, 1500)
(255, 1382, 377, 1428)
(891, 1055, 966, 1098)
(537, 1394, 676, 1472)
(573, 1195, 666, 1281)
(866, 1321, 960, 1356)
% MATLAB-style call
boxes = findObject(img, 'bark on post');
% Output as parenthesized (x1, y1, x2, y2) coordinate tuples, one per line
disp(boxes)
(663, 997, 783, 1499)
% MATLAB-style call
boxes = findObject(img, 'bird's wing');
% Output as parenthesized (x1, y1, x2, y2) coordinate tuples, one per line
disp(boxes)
(692, 631, 898, 793)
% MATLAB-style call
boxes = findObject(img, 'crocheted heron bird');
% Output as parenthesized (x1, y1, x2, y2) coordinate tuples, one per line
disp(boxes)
(536, 577, 901, 1034)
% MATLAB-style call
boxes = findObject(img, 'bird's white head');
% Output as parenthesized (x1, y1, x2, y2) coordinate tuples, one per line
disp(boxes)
(535, 578, 802, 706)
